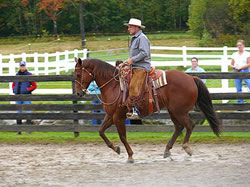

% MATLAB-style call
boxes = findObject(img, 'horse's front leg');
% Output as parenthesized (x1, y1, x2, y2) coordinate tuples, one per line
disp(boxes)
(99, 114, 120, 155)
(113, 116, 134, 163)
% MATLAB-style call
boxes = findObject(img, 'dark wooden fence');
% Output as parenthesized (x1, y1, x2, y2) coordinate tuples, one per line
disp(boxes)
(0, 72, 249, 135)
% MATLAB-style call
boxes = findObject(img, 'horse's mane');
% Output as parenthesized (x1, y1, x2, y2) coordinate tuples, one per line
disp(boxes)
(82, 59, 117, 79)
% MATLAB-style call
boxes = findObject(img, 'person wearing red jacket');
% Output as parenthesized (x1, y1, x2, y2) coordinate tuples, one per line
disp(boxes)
(12, 61, 37, 134)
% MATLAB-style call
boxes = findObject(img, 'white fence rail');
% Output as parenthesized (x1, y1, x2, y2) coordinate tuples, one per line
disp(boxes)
(0, 46, 249, 94)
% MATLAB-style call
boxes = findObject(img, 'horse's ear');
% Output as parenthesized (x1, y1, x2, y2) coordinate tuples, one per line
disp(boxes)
(78, 58, 82, 66)
(74, 57, 78, 63)
(75, 57, 82, 66)
(115, 60, 123, 66)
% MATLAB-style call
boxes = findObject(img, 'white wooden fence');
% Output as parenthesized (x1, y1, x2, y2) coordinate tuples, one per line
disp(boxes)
(0, 46, 249, 94)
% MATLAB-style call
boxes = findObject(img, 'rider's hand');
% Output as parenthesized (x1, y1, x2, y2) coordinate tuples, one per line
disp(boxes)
(127, 58, 133, 65)
(117, 59, 132, 69)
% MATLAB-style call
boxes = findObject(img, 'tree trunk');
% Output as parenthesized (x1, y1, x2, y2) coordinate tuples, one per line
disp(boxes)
(79, 0, 86, 47)
(53, 19, 57, 39)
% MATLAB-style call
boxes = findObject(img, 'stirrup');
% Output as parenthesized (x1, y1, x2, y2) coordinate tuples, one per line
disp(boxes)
(126, 107, 140, 119)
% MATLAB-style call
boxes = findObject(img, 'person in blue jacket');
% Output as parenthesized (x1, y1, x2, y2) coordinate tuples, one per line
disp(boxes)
(12, 61, 37, 134)
(88, 81, 102, 125)
(185, 57, 206, 83)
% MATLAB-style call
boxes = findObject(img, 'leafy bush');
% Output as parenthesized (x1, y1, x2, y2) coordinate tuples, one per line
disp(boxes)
(216, 34, 240, 47)
(199, 29, 215, 47)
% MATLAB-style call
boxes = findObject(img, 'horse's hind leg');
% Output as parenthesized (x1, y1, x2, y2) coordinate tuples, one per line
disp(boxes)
(164, 112, 184, 158)
(99, 114, 120, 154)
(181, 114, 195, 156)
(173, 113, 195, 156)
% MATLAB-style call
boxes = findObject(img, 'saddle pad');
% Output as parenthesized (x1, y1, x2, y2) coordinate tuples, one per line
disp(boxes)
(152, 70, 167, 89)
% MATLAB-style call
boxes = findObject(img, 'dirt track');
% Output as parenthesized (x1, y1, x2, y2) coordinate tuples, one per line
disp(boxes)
(0, 143, 250, 187)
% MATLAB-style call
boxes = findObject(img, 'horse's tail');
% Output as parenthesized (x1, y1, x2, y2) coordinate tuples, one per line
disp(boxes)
(193, 77, 222, 136)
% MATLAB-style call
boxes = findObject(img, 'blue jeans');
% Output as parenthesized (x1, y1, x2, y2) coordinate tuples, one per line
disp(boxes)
(16, 101, 31, 113)
(91, 100, 103, 125)
(91, 100, 130, 125)
(234, 69, 250, 103)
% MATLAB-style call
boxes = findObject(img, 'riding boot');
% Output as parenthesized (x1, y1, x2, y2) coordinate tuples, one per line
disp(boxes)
(125, 69, 147, 119)
(16, 120, 22, 135)
(126, 96, 140, 119)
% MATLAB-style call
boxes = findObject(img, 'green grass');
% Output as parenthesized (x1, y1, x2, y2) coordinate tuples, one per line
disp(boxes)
(0, 132, 249, 144)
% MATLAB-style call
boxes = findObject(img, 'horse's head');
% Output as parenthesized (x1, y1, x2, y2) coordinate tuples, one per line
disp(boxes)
(74, 57, 94, 97)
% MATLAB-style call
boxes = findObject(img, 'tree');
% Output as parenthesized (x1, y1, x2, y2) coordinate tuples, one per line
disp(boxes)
(229, 0, 250, 35)
(204, 0, 235, 40)
(70, 0, 90, 46)
(37, 0, 66, 39)
(188, 0, 207, 39)
(79, 0, 85, 46)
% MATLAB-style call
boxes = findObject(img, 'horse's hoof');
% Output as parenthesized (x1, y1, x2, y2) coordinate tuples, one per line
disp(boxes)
(126, 158, 134, 163)
(115, 146, 120, 155)
(163, 151, 171, 158)
(183, 145, 193, 156)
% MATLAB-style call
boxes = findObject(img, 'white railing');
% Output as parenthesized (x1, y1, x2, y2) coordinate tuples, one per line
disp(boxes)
(0, 49, 88, 94)
(151, 46, 250, 93)
(0, 46, 249, 94)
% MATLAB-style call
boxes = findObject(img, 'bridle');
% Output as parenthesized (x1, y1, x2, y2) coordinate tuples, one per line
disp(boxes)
(75, 66, 95, 94)
(74, 65, 121, 105)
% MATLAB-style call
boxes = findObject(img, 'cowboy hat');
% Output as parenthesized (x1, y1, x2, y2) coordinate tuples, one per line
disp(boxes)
(124, 18, 145, 29)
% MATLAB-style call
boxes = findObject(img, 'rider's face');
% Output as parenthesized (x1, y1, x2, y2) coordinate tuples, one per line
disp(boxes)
(128, 25, 139, 35)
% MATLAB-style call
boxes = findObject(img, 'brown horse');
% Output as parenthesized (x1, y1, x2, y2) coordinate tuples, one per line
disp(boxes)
(74, 58, 221, 163)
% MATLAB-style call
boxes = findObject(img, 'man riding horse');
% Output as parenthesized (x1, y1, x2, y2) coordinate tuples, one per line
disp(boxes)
(119, 18, 151, 119)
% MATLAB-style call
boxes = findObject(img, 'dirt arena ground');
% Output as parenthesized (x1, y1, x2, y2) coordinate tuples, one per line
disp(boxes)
(0, 143, 250, 187)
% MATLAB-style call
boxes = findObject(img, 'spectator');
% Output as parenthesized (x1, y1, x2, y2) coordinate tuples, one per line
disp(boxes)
(12, 61, 37, 134)
(185, 57, 206, 83)
(88, 81, 102, 125)
(230, 40, 250, 104)
(186, 57, 206, 125)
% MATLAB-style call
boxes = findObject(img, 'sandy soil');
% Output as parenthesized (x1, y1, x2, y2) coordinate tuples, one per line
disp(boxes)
(0, 143, 250, 187)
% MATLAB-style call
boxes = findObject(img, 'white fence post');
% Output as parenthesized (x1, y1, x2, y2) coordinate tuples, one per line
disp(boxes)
(222, 46, 229, 88)
(182, 46, 187, 67)
(83, 49, 88, 59)
(34, 52, 39, 75)
(0, 54, 2, 75)
(9, 54, 16, 95)
(74, 49, 79, 58)
(65, 50, 69, 72)
(21, 52, 26, 62)
(222, 46, 229, 102)
(56, 51, 60, 75)
(45, 53, 49, 75)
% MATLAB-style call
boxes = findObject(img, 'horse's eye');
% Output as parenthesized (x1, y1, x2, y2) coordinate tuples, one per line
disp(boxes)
(77, 74, 81, 79)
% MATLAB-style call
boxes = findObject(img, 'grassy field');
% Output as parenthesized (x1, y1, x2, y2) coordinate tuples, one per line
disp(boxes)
(0, 32, 200, 54)
(0, 132, 249, 144)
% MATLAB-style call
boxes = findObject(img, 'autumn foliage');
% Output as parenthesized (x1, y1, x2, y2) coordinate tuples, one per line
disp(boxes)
(37, 0, 65, 21)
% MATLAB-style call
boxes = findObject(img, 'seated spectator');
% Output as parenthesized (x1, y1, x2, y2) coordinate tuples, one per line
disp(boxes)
(185, 57, 206, 125)
(185, 57, 206, 83)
